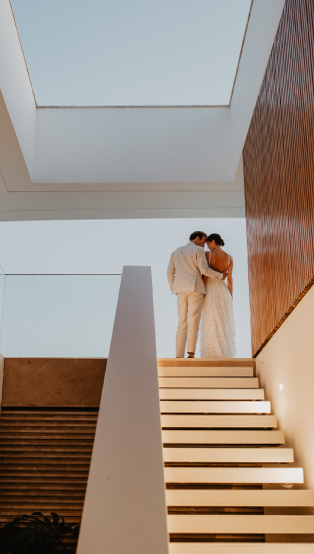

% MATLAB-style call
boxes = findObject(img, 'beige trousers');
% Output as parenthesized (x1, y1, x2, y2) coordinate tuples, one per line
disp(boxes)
(176, 292, 204, 358)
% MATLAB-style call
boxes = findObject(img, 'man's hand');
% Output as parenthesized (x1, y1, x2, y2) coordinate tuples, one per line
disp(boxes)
(222, 271, 227, 280)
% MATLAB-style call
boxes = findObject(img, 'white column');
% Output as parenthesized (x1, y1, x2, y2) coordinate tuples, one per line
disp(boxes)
(76, 266, 168, 554)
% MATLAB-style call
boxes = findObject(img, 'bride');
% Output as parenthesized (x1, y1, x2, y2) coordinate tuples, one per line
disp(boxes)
(200, 233, 236, 358)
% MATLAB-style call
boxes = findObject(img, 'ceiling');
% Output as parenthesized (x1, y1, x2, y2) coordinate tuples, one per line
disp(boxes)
(11, 0, 251, 107)
(0, 0, 285, 221)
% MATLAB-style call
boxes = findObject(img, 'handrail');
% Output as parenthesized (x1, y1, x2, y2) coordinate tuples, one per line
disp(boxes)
(76, 266, 168, 554)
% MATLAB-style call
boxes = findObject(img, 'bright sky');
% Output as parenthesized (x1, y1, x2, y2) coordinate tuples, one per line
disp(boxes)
(11, 0, 251, 106)
(0, 218, 251, 358)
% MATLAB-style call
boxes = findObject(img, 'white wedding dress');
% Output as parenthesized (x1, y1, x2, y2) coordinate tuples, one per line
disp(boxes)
(200, 255, 236, 358)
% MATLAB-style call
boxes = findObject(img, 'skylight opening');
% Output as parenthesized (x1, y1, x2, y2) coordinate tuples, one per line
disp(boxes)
(11, 0, 252, 107)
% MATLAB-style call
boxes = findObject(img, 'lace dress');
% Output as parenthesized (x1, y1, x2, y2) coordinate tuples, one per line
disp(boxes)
(200, 255, 236, 358)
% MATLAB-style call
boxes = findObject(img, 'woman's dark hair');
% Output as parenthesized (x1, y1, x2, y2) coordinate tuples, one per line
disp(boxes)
(207, 233, 225, 247)
(189, 231, 207, 241)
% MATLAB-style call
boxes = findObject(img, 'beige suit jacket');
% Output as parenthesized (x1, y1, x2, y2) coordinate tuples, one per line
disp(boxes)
(167, 242, 222, 294)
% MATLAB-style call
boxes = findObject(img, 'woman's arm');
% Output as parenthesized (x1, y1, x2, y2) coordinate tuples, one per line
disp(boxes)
(203, 251, 211, 285)
(227, 258, 233, 297)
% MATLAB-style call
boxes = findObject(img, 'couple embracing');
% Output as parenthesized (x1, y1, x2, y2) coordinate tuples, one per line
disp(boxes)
(167, 231, 236, 359)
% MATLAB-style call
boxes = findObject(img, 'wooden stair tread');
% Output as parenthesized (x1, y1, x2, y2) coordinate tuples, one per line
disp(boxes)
(0, 466, 90, 472)
(160, 401, 271, 414)
(164, 467, 303, 484)
(158, 359, 256, 368)
(158, 367, 254, 377)
(0, 441, 93, 448)
(159, 377, 259, 389)
(166, 488, 314, 506)
(159, 389, 265, 400)
(0, 438, 95, 443)
(167, 514, 314, 534)
(0, 429, 96, 435)
(0, 490, 85, 497)
(162, 447, 294, 463)
(0, 450, 91, 458)
(0, 483, 87, 489)
(0, 422, 97, 428)
(168, 544, 314, 553)
(161, 415, 277, 428)
(162, 430, 285, 445)
(0, 410, 98, 415)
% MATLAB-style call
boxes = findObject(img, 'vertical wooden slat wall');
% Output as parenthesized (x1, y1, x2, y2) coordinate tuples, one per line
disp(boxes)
(243, 0, 314, 357)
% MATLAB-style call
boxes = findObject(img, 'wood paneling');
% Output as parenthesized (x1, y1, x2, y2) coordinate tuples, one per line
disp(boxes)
(243, 0, 314, 356)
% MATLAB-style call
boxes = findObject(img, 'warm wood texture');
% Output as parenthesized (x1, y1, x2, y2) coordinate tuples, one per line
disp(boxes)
(243, 0, 314, 356)
(0, 408, 98, 553)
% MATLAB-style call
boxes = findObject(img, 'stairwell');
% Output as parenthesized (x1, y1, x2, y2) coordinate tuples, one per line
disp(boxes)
(158, 358, 314, 552)
(0, 407, 98, 553)
(1, 357, 314, 553)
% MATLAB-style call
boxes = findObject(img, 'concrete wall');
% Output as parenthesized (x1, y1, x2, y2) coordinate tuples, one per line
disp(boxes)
(1, 358, 106, 407)
(256, 285, 314, 489)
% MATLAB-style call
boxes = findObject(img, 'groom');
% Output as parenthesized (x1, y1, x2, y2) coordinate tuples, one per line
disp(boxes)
(167, 231, 225, 358)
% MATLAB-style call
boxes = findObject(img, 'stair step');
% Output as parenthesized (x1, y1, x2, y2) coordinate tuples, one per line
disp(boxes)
(0, 470, 89, 476)
(0, 429, 96, 435)
(159, 389, 265, 400)
(166, 488, 314, 507)
(0, 441, 93, 448)
(159, 378, 259, 389)
(0, 490, 85, 497)
(164, 467, 303, 484)
(158, 367, 254, 377)
(161, 415, 277, 429)
(0, 453, 92, 460)
(162, 430, 285, 445)
(0, 439, 95, 444)
(0, 422, 97, 428)
(0, 410, 98, 416)
(0, 501, 83, 508)
(0, 415, 98, 421)
(167, 514, 314, 534)
(160, 401, 271, 414)
(0, 464, 90, 471)
(168, 544, 314, 553)
(158, 359, 255, 367)
(162, 447, 294, 464)
(0, 472, 87, 480)
(0, 504, 83, 511)
(0, 483, 87, 490)
(0, 509, 82, 517)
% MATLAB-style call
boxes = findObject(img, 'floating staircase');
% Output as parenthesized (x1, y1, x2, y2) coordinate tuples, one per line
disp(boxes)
(1, 359, 314, 553)
(0, 408, 98, 552)
(158, 358, 314, 552)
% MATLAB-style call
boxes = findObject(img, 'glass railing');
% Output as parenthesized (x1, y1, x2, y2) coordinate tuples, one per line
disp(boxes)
(0, 274, 121, 357)
(0, 265, 5, 354)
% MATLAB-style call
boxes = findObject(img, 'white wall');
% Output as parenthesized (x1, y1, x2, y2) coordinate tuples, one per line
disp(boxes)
(256, 285, 314, 489)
